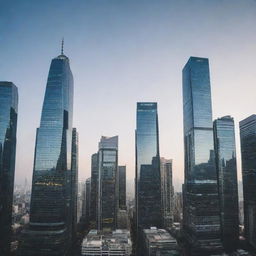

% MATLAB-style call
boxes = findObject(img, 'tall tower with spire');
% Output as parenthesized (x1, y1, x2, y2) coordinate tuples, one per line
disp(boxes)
(18, 43, 77, 256)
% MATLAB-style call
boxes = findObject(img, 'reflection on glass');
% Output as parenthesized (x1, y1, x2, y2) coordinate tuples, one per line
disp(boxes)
(182, 57, 222, 253)
(135, 102, 161, 232)
(0, 82, 18, 255)
(19, 52, 74, 256)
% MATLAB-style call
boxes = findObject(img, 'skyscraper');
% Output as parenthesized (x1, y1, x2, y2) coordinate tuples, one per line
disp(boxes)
(118, 165, 126, 210)
(85, 178, 91, 225)
(70, 128, 78, 243)
(0, 82, 18, 255)
(97, 136, 118, 231)
(213, 116, 239, 252)
(182, 57, 222, 254)
(19, 45, 75, 256)
(160, 158, 174, 228)
(135, 102, 161, 233)
(90, 153, 99, 227)
(239, 115, 256, 249)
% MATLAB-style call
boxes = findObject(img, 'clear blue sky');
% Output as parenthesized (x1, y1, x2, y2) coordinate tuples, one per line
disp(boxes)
(1, 0, 256, 191)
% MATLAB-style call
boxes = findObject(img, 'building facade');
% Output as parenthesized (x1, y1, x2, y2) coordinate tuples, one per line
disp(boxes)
(85, 178, 91, 225)
(213, 116, 239, 252)
(118, 165, 126, 210)
(239, 115, 256, 249)
(0, 82, 18, 255)
(160, 158, 174, 228)
(182, 57, 222, 254)
(97, 136, 118, 231)
(18, 49, 75, 255)
(135, 102, 162, 233)
(90, 153, 98, 227)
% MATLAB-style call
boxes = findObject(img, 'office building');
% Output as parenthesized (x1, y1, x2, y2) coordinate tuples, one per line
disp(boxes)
(160, 158, 174, 228)
(18, 45, 75, 255)
(182, 57, 222, 254)
(239, 115, 256, 249)
(213, 116, 239, 252)
(0, 82, 18, 255)
(97, 136, 118, 231)
(119, 165, 126, 210)
(90, 153, 98, 227)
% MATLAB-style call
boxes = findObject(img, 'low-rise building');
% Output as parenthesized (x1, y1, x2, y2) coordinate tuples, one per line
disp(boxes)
(81, 229, 132, 256)
(142, 227, 180, 256)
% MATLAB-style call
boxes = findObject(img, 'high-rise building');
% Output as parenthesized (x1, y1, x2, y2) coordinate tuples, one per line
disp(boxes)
(160, 158, 174, 228)
(135, 102, 161, 232)
(97, 136, 118, 231)
(239, 115, 256, 249)
(18, 45, 75, 256)
(90, 153, 98, 227)
(0, 81, 18, 255)
(86, 178, 91, 224)
(182, 57, 222, 254)
(213, 116, 239, 252)
(70, 128, 78, 243)
(118, 166, 126, 210)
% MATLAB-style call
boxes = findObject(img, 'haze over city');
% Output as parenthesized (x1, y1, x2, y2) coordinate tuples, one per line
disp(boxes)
(1, 0, 256, 191)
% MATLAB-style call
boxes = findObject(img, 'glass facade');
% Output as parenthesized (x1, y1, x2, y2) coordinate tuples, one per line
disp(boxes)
(213, 116, 239, 252)
(160, 158, 174, 228)
(135, 102, 161, 232)
(86, 178, 91, 224)
(118, 165, 126, 210)
(18, 53, 74, 256)
(97, 136, 118, 231)
(239, 115, 256, 249)
(182, 57, 222, 254)
(0, 82, 18, 255)
(90, 153, 99, 227)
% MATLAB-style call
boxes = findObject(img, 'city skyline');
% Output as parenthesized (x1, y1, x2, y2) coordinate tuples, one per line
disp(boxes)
(1, 0, 256, 191)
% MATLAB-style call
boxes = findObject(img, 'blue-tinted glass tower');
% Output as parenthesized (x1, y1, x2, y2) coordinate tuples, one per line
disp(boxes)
(182, 57, 222, 254)
(239, 115, 256, 249)
(213, 116, 239, 252)
(135, 103, 161, 233)
(0, 82, 18, 255)
(19, 47, 75, 256)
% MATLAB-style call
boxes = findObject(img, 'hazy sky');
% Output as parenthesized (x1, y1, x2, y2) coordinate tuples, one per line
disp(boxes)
(1, 0, 256, 191)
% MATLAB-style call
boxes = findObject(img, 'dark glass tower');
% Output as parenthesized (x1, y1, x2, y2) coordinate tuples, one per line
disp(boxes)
(160, 158, 174, 228)
(97, 136, 118, 231)
(213, 116, 239, 252)
(118, 165, 126, 210)
(0, 82, 18, 255)
(90, 153, 98, 227)
(182, 57, 222, 254)
(19, 47, 75, 256)
(239, 115, 256, 249)
(135, 103, 161, 233)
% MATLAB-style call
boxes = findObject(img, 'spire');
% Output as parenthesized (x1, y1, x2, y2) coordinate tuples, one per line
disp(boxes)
(61, 38, 64, 55)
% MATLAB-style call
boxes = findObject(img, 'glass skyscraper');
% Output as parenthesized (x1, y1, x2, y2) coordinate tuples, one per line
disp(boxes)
(0, 82, 18, 255)
(213, 116, 239, 252)
(182, 57, 222, 254)
(19, 49, 75, 256)
(135, 102, 161, 232)
(97, 136, 118, 231)
(239, 115, 256, 249)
